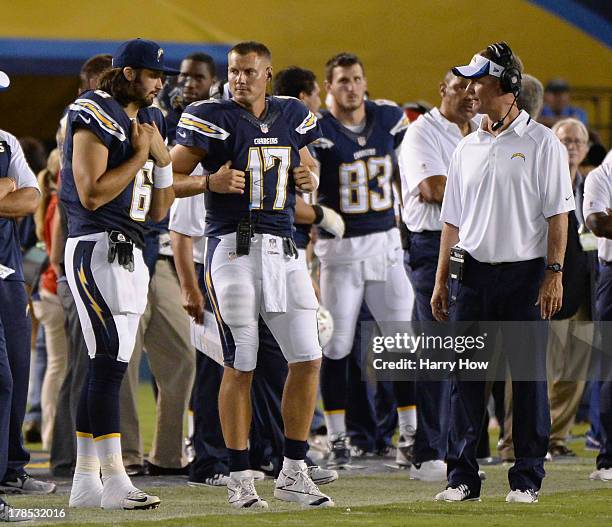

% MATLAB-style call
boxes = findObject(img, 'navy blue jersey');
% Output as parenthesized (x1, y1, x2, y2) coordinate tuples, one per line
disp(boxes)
(313, 100, 409, 238)
(60, 89, 167, 248)
(176, 96, 321, 237)
(293, 223, 311, 250)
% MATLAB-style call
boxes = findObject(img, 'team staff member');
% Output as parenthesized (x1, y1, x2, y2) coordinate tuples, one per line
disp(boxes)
(0, 69, 53, 506)
(583, 155, 612, 482)
(61, 38, 176, 510)
(398, 70, 479, 480)
(0, 74, 54, 495)
(431, 42, 573, 503)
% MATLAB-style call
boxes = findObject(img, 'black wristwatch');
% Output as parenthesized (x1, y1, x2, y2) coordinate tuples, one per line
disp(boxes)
(545, 263, 563, 273)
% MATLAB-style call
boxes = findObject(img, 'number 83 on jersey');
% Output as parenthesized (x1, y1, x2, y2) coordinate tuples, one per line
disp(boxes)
(339, 155, 393, 214)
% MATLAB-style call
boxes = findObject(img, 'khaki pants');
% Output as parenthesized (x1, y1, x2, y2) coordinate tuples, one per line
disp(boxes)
(32, 288, 68, 451)
(547, 314, 592, 447)
(120, 258, 195, 468)
(499, 308, 592, 458)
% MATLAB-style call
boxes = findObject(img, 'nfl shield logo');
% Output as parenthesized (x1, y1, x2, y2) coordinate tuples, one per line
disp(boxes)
(260, 123, 269, 134)
(358, 136, 366, 146)
(269, 239, 277, 249)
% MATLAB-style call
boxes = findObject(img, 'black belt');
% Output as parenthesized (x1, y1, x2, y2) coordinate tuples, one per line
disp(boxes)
(600, 259, 612, 267)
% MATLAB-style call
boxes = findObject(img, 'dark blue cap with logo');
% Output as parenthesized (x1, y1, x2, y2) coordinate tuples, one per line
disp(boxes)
(112, 38, 180, 75)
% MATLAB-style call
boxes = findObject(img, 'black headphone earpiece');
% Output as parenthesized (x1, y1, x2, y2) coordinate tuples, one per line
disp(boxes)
(488, 41, 521, 97)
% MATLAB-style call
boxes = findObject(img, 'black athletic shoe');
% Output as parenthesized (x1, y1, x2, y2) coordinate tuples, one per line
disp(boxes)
(327, 434, 351, 468)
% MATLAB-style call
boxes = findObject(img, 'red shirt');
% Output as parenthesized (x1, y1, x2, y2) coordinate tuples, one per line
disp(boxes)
(40, 194, 58, 294)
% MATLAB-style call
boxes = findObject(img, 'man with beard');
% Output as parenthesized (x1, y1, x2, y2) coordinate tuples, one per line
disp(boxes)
(159, 52, 218, 144)
(60, 38, 175, 510)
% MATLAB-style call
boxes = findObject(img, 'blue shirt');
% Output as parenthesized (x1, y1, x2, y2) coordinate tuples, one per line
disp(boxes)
(312, 100, 408, 238)
(541, 104, 588, 125)
(0, 130, 39, 282)
(176, 96, 321, 238)
(60, 90, 167, 248)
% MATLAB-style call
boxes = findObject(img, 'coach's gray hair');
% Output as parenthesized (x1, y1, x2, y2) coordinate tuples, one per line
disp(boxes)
(517, 73, 544, 119)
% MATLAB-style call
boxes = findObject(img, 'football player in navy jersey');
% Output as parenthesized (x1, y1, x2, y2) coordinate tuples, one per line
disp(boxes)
(273, 66, 345, 250)
(171, 41, 334, 509)
(312, 53, 415, 467)
(60, 38, 176, 510)
(0, 69, 51, 515)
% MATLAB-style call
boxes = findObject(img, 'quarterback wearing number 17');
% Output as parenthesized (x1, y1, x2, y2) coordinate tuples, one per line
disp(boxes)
(171, 41, 335, 510)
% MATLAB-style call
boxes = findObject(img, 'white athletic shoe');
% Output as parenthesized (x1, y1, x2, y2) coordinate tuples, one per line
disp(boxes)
(274, 467, 334, 508)
(410, 460, 447, 481)
(227, 476, 268, 509)
(102, 488, 161, 510)
(434, 484, 481, 502)
(505, 489, 538, 503)
(187, 473, 230, 487)
(396, 434, 415, 467)
(589, 468, 612, 481)
(307, 465, 338, 485)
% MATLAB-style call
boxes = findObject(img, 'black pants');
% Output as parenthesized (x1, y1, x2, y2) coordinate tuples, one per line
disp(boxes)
(0, 281, 31, 481)
(448, 254, 550, 493)
(404, 231, 450, 463)
(595, 264, 612, 470)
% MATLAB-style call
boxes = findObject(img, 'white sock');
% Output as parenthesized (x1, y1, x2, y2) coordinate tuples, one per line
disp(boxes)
(69, 433, 103, 508)
(282, 457, 307, 472)
(230, 469, 252, 481)
(324, 411, 346, 440)
(95, 434, 137, 508)
(187, 410, 194, 439)
(397, 405, 417, 436)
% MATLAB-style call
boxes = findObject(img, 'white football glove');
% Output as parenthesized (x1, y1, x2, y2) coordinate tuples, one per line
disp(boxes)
(317, 205, 345, 239)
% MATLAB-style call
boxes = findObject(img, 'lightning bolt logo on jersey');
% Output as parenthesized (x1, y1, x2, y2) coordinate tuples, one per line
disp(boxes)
(312, 99, 409, 238)
(60, 89, 167, 248)
(175, 96, 321, 237)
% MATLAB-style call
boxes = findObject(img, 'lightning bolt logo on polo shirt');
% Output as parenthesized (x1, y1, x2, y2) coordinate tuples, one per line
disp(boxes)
(511, 152, 526, 161)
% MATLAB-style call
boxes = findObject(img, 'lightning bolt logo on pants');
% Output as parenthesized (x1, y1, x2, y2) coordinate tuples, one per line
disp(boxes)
(78, 257, 107, 330)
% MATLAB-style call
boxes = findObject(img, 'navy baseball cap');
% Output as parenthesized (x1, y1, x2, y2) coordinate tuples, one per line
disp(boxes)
(0, 70, 10, 91)
(112, 38, 180, 75)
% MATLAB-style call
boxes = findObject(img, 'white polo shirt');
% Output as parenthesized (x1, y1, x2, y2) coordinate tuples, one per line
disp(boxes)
(0, 130, 38, 190)
(168, 166, 207, 264)
(440, 110, 574, 263)
(399, 108, 478, 232)
(583, 159, 612, 262)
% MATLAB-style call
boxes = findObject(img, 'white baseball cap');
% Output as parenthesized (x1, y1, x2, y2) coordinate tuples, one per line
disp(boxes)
(452, 54, 505, 79)
(0, 70, 10, 91)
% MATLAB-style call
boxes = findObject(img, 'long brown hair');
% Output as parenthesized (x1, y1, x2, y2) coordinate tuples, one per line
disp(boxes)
(96, 67, 141, 106)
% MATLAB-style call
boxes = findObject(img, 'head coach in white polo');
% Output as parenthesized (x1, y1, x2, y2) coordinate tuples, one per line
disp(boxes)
(431, 42, 574, 503)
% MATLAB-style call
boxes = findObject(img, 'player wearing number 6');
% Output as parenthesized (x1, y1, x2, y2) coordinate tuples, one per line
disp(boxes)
(312, 53, 415, 467)
(171, 41, 334, 510)
(60, 38, 176, 510)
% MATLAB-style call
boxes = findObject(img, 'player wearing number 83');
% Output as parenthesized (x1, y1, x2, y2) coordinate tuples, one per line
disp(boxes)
(312, 53, 415, 466)
(171, 41, 334, 509)
(60, 38, 176, 510)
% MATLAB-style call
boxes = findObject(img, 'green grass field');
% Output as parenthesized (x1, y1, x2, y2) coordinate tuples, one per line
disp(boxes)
(13, 384, 612, 526)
